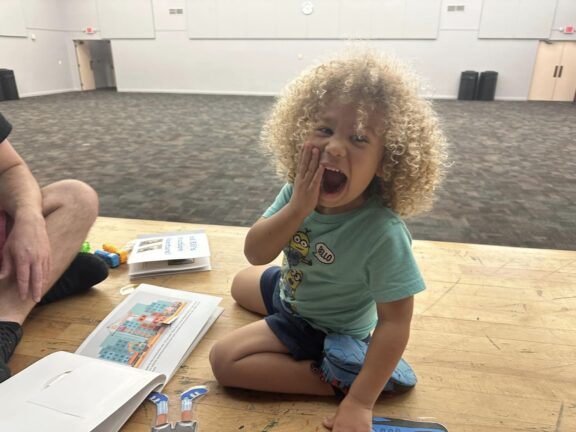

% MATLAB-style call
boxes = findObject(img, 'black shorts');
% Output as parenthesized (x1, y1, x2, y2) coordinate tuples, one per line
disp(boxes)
(261, 266, 326, 361)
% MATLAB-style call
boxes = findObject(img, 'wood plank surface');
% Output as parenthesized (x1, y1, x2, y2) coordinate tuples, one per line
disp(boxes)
(9, 217, 576, 431)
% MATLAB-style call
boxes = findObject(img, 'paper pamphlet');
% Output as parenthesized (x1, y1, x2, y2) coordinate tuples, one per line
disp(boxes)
(0, 351, 164, 432)
(0, 284, 223, 432)
(127, 230, 211, 278)
(76, 283, 222, 382)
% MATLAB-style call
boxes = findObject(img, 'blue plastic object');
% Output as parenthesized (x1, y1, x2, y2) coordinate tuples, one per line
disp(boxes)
(372, 417, 448, 432)
(94, 249, 120, 268)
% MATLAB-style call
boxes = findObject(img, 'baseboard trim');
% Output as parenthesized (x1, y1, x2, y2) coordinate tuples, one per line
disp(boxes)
(118, 88, 278, 97)
(425, 94, 528, 101)
(20, 88, 79, 98)
(18, 88, 529, 101)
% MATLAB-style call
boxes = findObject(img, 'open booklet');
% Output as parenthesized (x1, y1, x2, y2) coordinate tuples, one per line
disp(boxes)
(128, 230, 211, 279)
(0, 284, 223, 432)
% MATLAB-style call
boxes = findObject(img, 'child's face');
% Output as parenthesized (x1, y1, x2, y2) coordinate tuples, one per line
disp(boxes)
(306, 101, 384, 215)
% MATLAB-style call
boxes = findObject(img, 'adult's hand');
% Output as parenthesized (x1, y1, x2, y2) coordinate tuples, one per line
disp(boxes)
(0, 213, 51, 302)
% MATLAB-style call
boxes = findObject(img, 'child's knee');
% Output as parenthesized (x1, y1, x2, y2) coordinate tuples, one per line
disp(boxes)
(230, 266, 264, 308)
(230, 268, 255, 304)
(209, 340, 234, 385)
(230, 272, 244, 303)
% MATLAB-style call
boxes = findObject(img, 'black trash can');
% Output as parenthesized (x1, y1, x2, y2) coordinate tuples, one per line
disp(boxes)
(477, 71, 498, 101)
(458, 71, 479, 100)
(0, 80, 4, 102)
(0, 69, 20, 101)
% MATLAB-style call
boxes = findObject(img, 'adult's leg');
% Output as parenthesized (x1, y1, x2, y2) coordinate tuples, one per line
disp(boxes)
(230, 265, 270, 315)
(209, 320, 333, 395)
(0, 179, 99, 324)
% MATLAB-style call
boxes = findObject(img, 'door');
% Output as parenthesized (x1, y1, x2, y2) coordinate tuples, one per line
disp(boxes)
(553, 42, 576, 102)
(87, 40, 116, 89)
(529, 41, 562, 101)
(529, 41, 576, 101)
(74, 40, 96, 91)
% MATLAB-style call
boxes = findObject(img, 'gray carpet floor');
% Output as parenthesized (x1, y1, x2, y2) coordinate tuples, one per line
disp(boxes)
(1, 90, 574, 251)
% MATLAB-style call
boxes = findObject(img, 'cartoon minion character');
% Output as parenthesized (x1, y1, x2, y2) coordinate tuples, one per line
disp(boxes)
(283, 268, 303, 294)
(286, 229, 312, 266)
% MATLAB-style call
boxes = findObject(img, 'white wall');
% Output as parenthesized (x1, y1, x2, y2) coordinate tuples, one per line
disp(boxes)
(186, 0, 442, 39)
(0, 0, 100, 96)
(479, 0, 558, 39)
(97, 0, 155, 39)
(111, 32, 538, 100)
(0, 30, 76, 97)
(0, 0, 27, 37)
(0, 0, 574, 99)
(551, 0, 576, 41)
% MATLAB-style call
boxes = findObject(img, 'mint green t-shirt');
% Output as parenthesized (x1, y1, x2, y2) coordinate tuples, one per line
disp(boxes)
(263, 183, 425, 339)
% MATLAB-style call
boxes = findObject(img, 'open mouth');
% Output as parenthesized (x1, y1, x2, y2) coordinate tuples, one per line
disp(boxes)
(322, 168, 347, 194)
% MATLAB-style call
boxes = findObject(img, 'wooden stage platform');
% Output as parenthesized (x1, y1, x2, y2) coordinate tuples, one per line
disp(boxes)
(10, 217, 576, 431)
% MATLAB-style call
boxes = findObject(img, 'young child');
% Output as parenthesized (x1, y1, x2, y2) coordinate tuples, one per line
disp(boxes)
(209, 50, 447, 431)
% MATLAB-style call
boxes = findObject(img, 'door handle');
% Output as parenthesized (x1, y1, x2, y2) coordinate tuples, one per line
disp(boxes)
(558, 66, 563, 78)
(553, 65, 559, 78)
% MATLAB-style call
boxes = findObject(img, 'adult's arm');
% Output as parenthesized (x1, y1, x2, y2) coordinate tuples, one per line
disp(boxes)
(0, 138, 51, 302)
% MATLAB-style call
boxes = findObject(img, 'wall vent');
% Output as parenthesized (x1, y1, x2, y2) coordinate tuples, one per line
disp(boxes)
(447, 5, 465, 12)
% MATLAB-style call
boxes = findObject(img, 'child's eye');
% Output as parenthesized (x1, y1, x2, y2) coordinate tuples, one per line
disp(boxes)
(352, 135, 369, 143)
(315, 127, 333, 136)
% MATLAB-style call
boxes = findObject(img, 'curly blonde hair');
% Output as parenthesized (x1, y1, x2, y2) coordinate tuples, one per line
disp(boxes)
(261, 49, 448, 217)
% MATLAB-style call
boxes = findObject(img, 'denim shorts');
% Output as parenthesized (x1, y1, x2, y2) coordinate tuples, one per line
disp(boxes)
(261, 266, 326, 361)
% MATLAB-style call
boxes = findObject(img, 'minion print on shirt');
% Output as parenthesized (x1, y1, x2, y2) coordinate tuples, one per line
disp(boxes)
(283, 268, 303, 294)
(286, 229, 313, 266)
(279, 229, 313, 312)
(281, 228, 336, 314)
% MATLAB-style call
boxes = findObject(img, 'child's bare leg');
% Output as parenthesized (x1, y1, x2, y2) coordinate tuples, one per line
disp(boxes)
(230, 266, 269, 315)
(210, 320, 333, 395)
